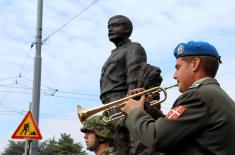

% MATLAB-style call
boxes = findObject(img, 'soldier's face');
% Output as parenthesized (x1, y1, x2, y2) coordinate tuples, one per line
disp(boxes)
(84, 131, 97, 150)
(173, 58, 194, 93)
(108, 18, 128, 43)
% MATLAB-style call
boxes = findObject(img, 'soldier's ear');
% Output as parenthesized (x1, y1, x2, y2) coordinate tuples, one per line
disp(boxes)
(98, 137, 106, 143)
(192, 57, 201, 72)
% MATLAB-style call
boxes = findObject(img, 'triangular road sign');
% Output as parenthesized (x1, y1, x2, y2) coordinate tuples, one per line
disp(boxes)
(12, 111, 42, 140)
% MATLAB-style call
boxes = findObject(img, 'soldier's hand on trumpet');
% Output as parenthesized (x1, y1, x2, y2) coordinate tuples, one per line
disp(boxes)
(121, 92, 146, 114)
(128, 88, 145, 95)
(128, 88, 153, 103)
(121, 88, 150, 114)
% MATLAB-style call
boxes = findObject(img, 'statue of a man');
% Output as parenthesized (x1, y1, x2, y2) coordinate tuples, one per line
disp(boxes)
(100, 15, 146, 105)
(100, 15, 162, 155)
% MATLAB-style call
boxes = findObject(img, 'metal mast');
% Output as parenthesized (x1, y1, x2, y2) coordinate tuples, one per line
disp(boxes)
(30, 0, 43, 154)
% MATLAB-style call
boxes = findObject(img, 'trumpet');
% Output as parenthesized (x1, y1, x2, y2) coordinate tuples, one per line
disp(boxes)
(77, 84, 178, 123)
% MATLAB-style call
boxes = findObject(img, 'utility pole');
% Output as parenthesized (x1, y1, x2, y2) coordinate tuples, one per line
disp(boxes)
(24, 103, 32, 155)
(30, 0, 43, 154)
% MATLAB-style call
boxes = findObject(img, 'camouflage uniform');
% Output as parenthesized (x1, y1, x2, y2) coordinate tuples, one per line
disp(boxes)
(101, 147, 116, 155)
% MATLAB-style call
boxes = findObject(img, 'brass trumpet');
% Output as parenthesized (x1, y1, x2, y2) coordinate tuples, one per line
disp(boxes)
(77, 84, 178, 123)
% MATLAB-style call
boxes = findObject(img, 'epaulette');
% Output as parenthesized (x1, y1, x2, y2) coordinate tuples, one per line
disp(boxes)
(187, 83, 202, 90)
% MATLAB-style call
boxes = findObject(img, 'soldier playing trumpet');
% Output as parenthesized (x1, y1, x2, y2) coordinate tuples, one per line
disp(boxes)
(121, 41, 235, 155)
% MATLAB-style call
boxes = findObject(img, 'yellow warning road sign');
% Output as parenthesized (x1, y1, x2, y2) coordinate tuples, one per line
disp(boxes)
(12, 111, 42, 140)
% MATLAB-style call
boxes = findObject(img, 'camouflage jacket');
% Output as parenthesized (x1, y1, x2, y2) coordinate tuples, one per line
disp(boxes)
(100, 147, 116, 155)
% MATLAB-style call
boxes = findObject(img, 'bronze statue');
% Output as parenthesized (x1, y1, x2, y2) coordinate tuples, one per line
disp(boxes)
(100, 15, 147, 104)
(100, 15, 163, 155)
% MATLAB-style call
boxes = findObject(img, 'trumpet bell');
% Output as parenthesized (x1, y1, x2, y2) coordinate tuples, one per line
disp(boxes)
(77, 105, 87, 123)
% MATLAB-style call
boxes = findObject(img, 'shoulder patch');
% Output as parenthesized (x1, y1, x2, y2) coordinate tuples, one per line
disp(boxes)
(166, 106, 185, 120)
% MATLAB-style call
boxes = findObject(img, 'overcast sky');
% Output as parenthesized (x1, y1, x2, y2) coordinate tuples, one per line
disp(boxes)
(0, 0, 235, 154)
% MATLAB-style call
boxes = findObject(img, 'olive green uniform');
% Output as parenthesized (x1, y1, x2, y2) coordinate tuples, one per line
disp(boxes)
(125, 78, 235, 155)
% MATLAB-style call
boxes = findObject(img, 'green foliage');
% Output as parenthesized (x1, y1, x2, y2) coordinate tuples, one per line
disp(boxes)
(2, 140, 25, 155)
(40, 133, 87, 155)
(39, 138, 59, 155)
(2, 133, 88, 155)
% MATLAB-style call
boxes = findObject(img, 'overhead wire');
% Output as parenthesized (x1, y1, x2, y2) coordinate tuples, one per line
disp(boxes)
(0, 76, 19, 82)
(41, 0, 100, 44)
(0, 83, 16, 105)
(0, 107, 78, 121)
(0, 103, 26, 115)
(0, 0, 101, 118)
(0, 47, 33, 105)
(0, 79, 99, 106)
(19, 46, 33, 75)
(0, 75, 99, 97)
(42, 92, 99, 102)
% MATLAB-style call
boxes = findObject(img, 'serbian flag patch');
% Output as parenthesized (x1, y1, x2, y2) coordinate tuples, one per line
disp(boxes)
(166, 106, 185, 120)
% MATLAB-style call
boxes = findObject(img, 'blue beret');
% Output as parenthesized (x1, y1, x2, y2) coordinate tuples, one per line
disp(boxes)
(174, 41, 222, 63)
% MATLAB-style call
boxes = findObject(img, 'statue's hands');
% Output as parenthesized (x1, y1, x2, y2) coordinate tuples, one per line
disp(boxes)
(121, 94, 145, 114)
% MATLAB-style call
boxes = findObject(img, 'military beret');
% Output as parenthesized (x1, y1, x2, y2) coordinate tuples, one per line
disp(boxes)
(174, 41, 222, 63)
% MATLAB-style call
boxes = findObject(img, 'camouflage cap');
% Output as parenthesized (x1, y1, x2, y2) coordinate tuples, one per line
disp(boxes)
(81, 115, 114, 139)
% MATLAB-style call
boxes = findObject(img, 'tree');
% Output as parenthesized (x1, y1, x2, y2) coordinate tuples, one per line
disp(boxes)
(40, 133, 87, 155)
(39, 138, 59, 155)
(2, 140, 25, 155)
(58, 133, 87, 155)
(2, 133, 87, 155)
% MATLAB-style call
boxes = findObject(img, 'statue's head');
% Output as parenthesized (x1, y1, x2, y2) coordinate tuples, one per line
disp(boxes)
(108, 15, 133, 45)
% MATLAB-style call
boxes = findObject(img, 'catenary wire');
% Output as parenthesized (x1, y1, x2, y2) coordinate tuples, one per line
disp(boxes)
(41, 0, 100, 44)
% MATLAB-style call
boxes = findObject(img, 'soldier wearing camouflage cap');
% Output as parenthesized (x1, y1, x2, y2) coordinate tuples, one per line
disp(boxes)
(81, 115, 116, 155)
